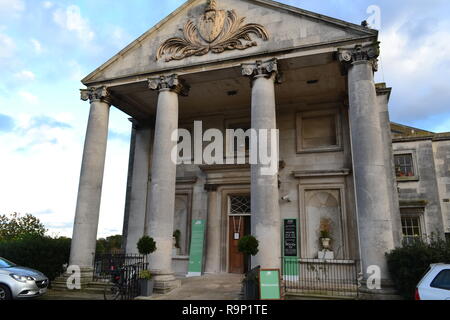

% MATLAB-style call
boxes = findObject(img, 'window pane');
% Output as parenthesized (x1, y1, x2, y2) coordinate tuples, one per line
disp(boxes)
(230, 196, 251, 215)
(395, 154, 415, 177)
(431, 270, 450, 291)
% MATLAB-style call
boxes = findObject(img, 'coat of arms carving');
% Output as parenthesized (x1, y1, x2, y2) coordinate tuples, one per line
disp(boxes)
(157, 0, 269, 62)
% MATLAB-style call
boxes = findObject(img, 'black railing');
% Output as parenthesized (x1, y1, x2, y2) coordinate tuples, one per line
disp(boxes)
(93, 254, 146, 282)
(282, 257, 359, 298)
(94, 253, 147, 300)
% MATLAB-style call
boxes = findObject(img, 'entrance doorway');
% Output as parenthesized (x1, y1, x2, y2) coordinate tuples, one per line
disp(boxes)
(228, 195, 251, 274)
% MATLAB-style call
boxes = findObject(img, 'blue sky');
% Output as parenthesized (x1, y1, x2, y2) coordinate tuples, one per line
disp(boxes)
(1, 0, 449, 238)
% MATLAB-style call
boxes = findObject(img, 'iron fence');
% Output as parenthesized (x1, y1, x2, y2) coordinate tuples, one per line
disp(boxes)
(282, 257, 360, 298)
(93, 253, 146, 282)
(93, 253, 147, 300)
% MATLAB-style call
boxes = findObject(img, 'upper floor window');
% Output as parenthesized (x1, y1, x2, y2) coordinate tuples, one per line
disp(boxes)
(395, 154, 415, 178)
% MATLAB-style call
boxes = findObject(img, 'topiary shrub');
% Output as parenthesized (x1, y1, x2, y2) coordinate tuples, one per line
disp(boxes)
(0, 235, 71, 282)
(137, 236, 157, 256)
(238, 235, 259, 256)
(386, 237, 450, 300)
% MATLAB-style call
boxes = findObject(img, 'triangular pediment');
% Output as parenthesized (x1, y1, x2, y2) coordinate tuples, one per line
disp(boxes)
(82, 0, 377, 85)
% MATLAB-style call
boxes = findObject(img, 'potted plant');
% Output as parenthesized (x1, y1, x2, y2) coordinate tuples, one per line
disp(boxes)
(238, 235, 260, 300)
(137, 236, 157, 297)
(319, 218, 332, 250)
(173, 230, 181, 256)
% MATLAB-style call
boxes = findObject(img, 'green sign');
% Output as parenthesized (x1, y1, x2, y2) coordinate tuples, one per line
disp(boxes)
(187, 219, 206, 277)
(259, 269, 281, 300)
(283, 219, 299, 280)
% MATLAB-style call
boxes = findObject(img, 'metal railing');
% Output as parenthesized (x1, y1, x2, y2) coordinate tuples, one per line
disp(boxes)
(94, 254, 148, 300)
(282, 257, 359, 298)
(93, 253, 146, 282)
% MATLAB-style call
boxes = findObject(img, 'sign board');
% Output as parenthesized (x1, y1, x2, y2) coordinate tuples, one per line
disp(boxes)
(259, 269, 282, 300)
(187, 219, 206, 277)
(283, 219, 299, 280)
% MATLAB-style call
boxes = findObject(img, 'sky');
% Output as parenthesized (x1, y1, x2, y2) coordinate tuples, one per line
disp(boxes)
(0, 0, 449, 239)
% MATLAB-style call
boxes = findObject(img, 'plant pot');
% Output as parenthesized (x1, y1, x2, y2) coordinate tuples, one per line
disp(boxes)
(139, 279, 154, 297)
(321, 238, 331, 250)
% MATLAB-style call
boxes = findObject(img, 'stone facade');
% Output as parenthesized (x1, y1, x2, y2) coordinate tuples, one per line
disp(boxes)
(67, 0, 448, 298)
(391, 125, 450, 240)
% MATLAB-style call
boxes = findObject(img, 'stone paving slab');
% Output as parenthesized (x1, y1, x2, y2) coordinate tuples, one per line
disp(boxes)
(137, 273, 244, 301)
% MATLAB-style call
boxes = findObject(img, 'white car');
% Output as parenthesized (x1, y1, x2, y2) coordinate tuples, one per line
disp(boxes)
(416, 264, 450, 300)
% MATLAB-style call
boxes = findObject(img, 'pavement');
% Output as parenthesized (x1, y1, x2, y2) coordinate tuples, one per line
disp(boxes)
(37, 273, 244, 301)
(138, 273, 244, 300)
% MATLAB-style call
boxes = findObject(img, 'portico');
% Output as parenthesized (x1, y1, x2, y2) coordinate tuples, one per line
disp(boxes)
(69, 0, 400, 298)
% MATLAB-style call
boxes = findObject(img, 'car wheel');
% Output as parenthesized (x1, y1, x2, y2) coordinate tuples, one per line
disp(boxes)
(0, 284, 12, 301)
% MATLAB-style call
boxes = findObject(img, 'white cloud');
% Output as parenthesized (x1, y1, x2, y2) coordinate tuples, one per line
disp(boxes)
(14, 70, 36, 81)
(0, 32, 15, 59)
(18, 91, 39, 104)
(53, 5, 94, 43)
(377, 18, 450, 122)
(42, 1, 53, 9)
(30, 38, 43, 54)
(0, 110, 130, 238)
(0, 0, 25, 14)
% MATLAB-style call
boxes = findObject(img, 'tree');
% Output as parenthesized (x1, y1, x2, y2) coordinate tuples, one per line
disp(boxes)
(96, 235, 124, 254)
(0, 213, 47, 241)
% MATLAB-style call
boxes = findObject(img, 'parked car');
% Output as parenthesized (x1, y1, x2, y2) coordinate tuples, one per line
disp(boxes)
(415, 264, 450, 300)
(0, 257, 49, 300)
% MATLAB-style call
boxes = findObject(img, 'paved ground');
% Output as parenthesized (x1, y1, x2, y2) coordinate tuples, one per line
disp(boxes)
(37, 290, 104, 300)
(139, 273, 244, 300)
(38, 273, 243, 300)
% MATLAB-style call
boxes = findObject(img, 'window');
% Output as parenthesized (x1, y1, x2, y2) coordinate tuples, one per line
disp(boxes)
(229, 195, 251, 215)
(296, 110, 341, 153)
(430, 270, 450, 291)
(400, 208, 424, 244)
(395, 154, 415, 178)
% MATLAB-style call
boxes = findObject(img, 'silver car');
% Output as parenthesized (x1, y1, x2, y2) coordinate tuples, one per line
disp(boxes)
(0, 257, 49, 300)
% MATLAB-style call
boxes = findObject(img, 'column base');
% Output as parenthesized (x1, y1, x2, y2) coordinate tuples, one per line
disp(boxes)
(358, 279, 403, 300)
(151, 270, 181, 294)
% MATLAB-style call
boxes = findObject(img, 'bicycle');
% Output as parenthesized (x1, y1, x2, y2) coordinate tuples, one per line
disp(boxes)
(104, 265, 138, 300)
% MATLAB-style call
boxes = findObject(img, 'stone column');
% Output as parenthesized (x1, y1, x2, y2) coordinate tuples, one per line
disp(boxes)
(124, 121, 153, 254)
(204, 184, 220, 273)
(70, 87, 111, 278)
(146, 75, 189, 293)
(242, 59, 281, 270)
(339, 44, 398, 298)
(376, 84, 402, 248)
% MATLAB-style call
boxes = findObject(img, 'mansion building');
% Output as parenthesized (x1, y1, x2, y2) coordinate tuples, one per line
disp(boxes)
(67, 0, 450, 298)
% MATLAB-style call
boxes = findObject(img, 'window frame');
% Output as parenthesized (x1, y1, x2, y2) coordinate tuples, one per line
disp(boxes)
(400, 207, 425, 244)
(394, 150, 419, 182)
(296, 109, 342, 154)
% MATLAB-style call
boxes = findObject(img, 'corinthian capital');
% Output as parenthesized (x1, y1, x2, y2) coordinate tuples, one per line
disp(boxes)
(80, 86, 112, 104)
(242, 59, 282, 83)
(148, 74, 190, 96)
(338, 43, 380, 73)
